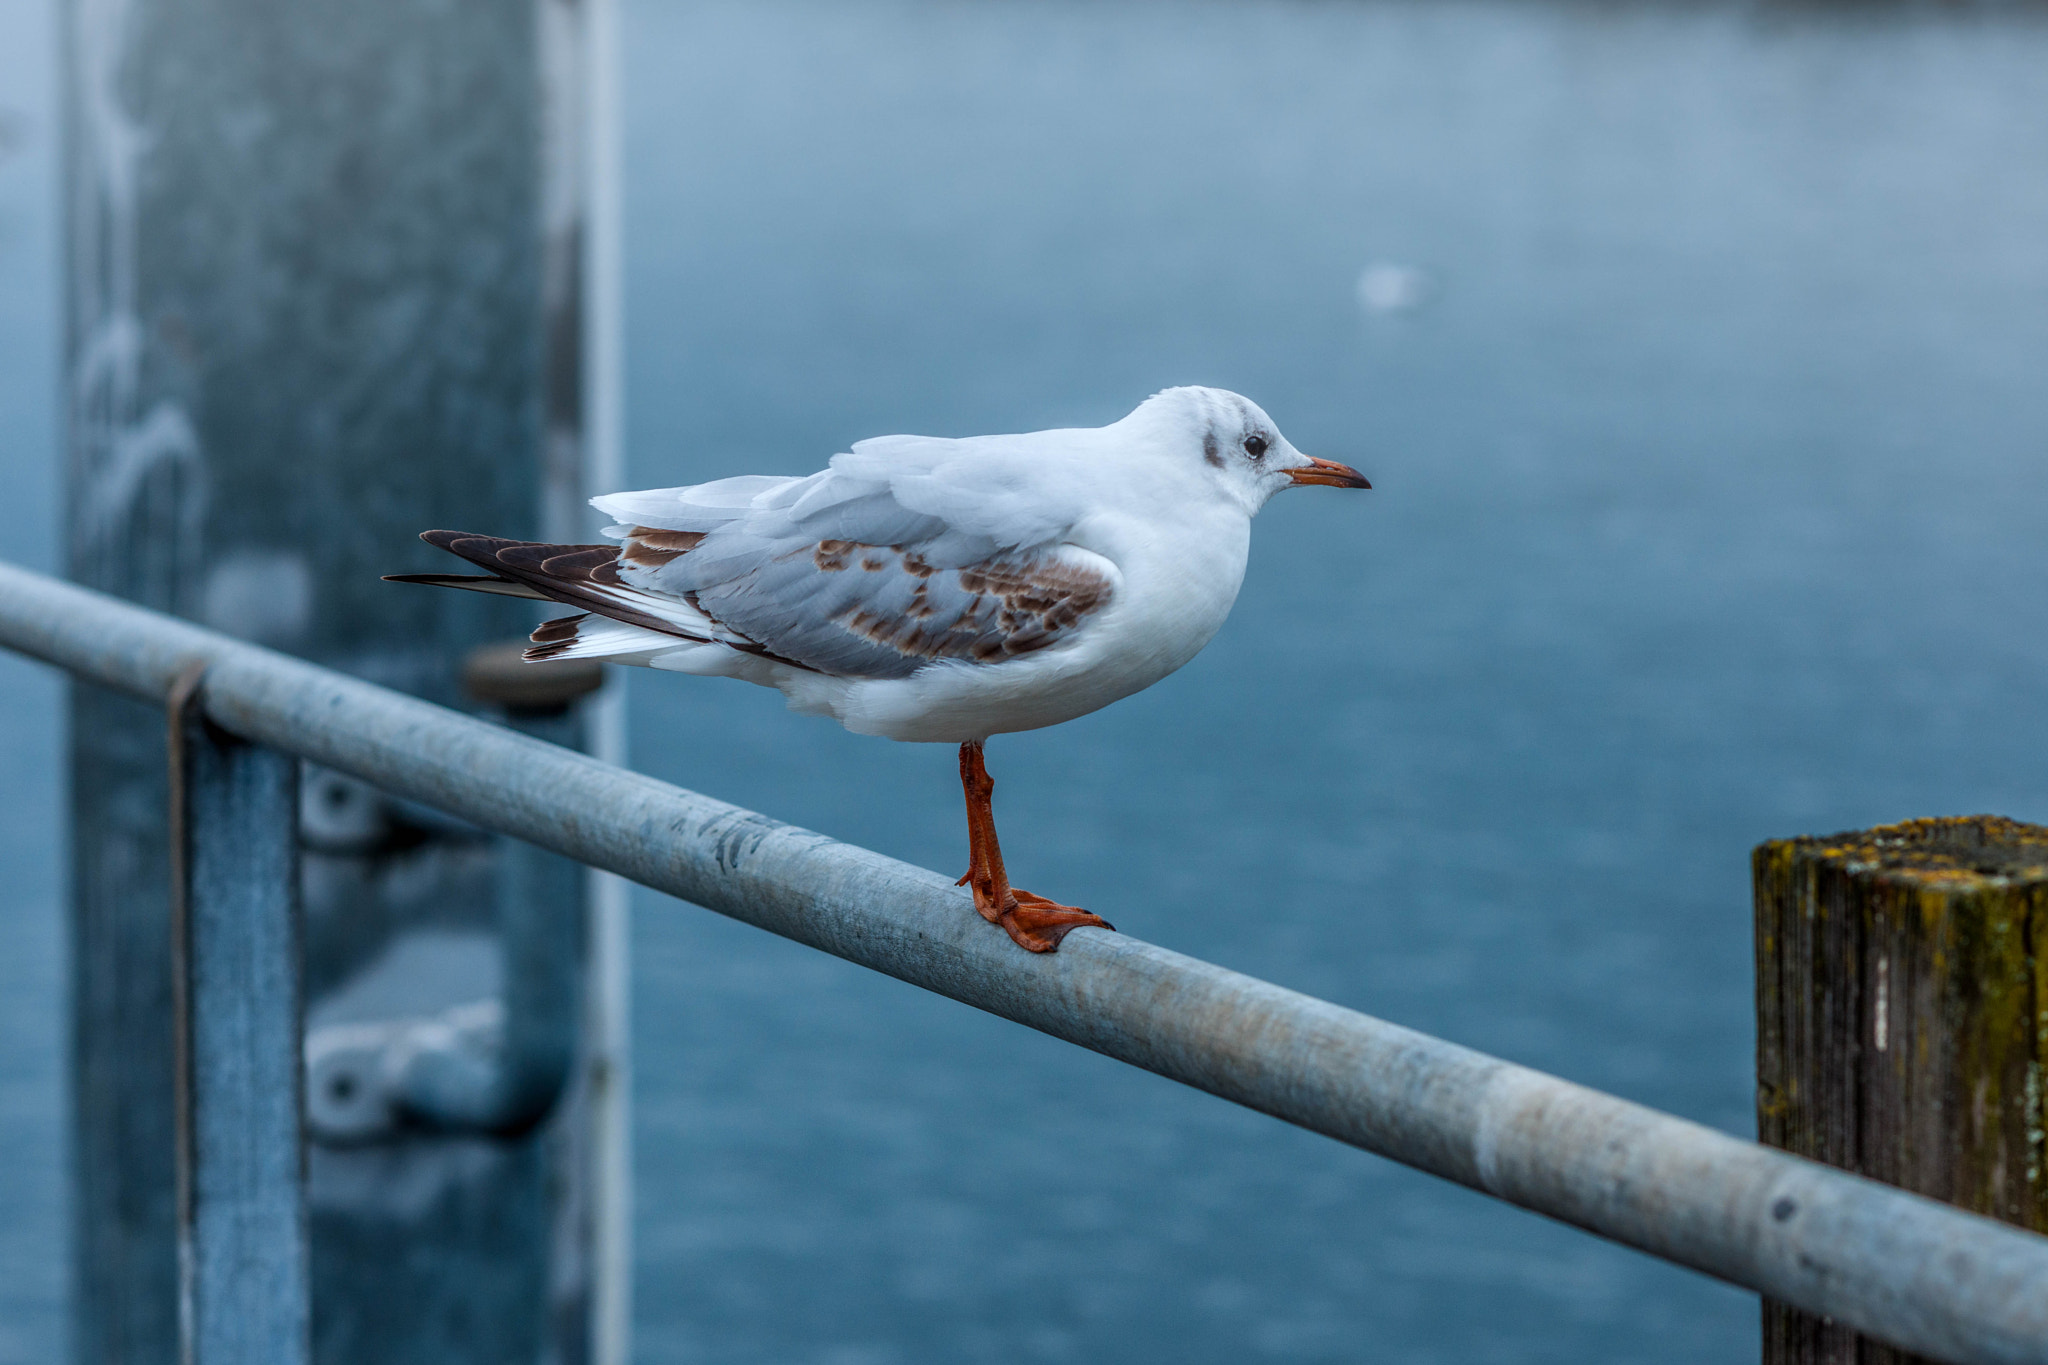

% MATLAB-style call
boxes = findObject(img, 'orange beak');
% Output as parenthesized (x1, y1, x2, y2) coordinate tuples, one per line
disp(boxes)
(1285, 457, 1372, 489)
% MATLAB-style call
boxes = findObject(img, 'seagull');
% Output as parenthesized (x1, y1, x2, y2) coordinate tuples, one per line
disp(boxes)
(387, 386, 1369, 951)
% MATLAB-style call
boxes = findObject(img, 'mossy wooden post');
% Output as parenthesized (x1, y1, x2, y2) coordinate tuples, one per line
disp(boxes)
(1755, 816, 2048, 1365)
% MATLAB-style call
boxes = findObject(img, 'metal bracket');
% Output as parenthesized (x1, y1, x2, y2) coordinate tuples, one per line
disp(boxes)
(307, 998, 509, 1142)
(299, 650, 593, 1144)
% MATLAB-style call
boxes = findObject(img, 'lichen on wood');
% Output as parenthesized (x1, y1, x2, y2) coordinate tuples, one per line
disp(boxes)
(1756, 815, 2048, 1365)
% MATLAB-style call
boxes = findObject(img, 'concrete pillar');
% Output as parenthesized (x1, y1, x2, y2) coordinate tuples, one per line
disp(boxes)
(63, 0, 613, 1358)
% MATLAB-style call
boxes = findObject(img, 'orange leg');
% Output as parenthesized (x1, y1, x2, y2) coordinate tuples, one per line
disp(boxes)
(955, 740, 1114, 953)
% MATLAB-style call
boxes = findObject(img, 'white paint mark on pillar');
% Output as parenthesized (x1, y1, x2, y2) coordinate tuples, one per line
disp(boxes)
(71, 0, 209, 578)
(201, 551, 312, 646)
(1874, 956, 1890, 1053)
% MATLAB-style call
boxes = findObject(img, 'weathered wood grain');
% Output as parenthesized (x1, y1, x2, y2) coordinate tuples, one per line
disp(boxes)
(1757, 816, 2048, 1365)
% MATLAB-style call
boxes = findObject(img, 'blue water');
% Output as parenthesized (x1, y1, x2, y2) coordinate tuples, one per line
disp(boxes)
(7, 1, 2048, 1361)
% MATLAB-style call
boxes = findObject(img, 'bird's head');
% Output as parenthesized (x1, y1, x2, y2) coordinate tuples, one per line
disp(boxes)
(1129, 386, 1370, 515)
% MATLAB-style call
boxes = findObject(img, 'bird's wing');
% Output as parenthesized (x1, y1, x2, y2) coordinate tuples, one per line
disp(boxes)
(589, 431, 1085, 564)
(644, 534, 1117, 680)
(587, 435, 1115, 679)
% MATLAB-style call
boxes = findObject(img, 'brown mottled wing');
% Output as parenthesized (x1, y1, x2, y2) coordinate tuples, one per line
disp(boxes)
(413, 527, 1116, 682)
(622, 533, 1118, 681)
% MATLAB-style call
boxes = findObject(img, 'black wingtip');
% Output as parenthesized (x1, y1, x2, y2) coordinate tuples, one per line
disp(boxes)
(384, 571, 556, 602)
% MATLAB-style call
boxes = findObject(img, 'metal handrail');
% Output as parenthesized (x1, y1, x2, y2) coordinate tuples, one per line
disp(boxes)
(5, 556, 2046, 1365)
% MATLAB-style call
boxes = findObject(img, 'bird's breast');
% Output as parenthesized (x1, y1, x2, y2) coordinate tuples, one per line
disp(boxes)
(830, 508, 1251, 742)
(1075, 505, 1251, 680)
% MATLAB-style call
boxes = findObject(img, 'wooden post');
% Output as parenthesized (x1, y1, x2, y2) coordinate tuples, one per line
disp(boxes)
(1755, 815, 2048, 1365)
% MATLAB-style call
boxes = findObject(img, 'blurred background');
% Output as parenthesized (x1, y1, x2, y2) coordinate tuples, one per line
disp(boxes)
(5, 0, 2048, 1361)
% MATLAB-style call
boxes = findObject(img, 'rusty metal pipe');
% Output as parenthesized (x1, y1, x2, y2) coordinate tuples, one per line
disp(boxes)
(4, 558, 2047, 1365)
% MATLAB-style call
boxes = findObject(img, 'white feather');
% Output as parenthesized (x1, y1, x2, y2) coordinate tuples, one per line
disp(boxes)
(534, 615, 689, 665)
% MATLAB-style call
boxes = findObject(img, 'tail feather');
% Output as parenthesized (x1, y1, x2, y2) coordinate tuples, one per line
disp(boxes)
(381, 572, 548, 601)
(414, 529, 708, 644)
(525, 612, 689, 665)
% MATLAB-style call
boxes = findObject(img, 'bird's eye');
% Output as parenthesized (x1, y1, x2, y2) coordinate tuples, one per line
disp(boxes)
(1244, 434, 1268, 459)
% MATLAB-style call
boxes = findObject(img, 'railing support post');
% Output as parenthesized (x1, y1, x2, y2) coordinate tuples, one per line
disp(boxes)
(169, 668, 307, 1365)
(1756, 816, 2048, 1365)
